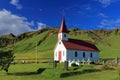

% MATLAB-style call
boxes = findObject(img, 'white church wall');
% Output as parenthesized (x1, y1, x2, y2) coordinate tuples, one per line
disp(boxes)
(66, 49, 99, 62)
(54, 41, 67, 61)
(58, 33, 68, 41)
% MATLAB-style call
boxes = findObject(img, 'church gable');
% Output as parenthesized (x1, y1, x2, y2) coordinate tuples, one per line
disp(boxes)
(54, 40, 66, 51)
(54, 40, 67, 61)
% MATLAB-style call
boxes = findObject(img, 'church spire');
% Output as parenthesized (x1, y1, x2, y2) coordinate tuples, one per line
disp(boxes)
(58, 18, 68, 33)
(58, 17, 68, 41)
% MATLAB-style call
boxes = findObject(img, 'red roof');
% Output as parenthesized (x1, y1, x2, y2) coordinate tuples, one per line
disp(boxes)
(62, 39, 100, 52)
(58, 18, 68, 33)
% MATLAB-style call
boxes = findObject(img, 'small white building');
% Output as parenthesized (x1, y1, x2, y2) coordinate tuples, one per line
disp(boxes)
(54, 18, 100, 66)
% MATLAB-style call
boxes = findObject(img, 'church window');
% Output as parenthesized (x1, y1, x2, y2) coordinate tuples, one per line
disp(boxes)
(63, 51, 65, 56)
(64, 34, 66, 37)
(75, 51, 77, 57)
(83, 52, 85, 58)
(56, 52, 57, 57)
(59, 41, 61, 44)
(90, 52, 92, 58)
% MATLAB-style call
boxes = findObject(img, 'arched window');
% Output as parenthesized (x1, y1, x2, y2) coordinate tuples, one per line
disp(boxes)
(75, 51, 77, 57)
(59, 41, 61, 44)
(83, 52, 85, 58)
(56, 52, 57, 57)
(90, 52, 92, 58)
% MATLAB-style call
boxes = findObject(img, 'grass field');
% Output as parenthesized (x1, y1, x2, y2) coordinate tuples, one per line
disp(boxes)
(1, 29, 120, 80)
(0, 63, 120, 80)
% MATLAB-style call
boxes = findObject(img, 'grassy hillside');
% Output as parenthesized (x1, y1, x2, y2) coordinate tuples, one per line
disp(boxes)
(1, 28, 120, 58)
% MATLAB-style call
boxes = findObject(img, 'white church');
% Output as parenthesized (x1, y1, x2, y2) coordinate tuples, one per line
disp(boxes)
(54, 18, 100, 66)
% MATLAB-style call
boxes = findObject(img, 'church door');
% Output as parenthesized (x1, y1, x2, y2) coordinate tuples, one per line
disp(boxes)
(58, 51, 62, 60)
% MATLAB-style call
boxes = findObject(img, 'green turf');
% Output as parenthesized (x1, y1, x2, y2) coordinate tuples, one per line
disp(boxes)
(0, 63, 119, 80)
(14, 31, 49, 53)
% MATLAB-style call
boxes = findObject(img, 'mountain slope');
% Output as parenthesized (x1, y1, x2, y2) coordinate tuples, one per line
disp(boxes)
(1, 28, 120, 58)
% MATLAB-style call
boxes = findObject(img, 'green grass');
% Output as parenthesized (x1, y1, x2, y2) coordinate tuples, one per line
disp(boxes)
(38, 34, 57, 51)
(14, 31, 49, 54)
(13, 31, 120, 59)
(0, 63, 119, 80)
(13, 31, 57, 59)
(96, 34, 120, 58)
(1, 28, 120, 59)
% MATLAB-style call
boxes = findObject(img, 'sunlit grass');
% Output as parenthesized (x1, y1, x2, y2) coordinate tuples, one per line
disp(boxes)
(0, 63, 119, 80)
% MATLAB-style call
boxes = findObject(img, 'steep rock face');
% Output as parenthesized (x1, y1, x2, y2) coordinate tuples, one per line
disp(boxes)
(0, 33, 15, 47)
(0, 33, 16, 39)
(0, 38, 12, 47)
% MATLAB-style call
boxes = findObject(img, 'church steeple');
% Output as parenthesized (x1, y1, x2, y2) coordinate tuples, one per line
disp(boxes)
(58, 18, 68, 41)
(58, 18, 68, 33)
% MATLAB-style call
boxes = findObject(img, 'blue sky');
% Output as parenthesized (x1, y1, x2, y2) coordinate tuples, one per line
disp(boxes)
(0, 0, 120, 35)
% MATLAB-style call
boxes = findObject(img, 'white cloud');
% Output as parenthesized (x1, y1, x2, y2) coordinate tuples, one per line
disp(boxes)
(37, 22, 47, 30)
(10, 0, 22, 9)
(98, 0, 111, 6)
(97, 0, 120, 7)
(0, 9, 34, 35)
(98, 19, 120, 29)
(98, 13, 108, 18)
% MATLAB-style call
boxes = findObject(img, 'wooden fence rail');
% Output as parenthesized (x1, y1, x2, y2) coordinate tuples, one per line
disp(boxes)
(14, 58, 54, 63)
(13, 57, 120, 65)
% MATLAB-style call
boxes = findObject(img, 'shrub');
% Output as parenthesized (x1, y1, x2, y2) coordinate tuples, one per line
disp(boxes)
(0, 50, 15, 73)
(71, 63, 79, 67)
(95, 65, 114, 70)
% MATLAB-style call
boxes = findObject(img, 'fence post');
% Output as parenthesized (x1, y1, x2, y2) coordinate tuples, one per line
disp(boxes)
(53, 61, 57, 68)
(64, 61, 68, 70)
(115, 57, 118, 64)
(102, 60, 105, 65)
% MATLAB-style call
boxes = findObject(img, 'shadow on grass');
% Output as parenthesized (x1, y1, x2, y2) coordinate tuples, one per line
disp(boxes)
(60, 69, 101, 78)
(8, 68, 46, 76)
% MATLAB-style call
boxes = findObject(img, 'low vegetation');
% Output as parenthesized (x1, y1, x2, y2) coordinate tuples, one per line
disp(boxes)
(0, 63, 119, 80)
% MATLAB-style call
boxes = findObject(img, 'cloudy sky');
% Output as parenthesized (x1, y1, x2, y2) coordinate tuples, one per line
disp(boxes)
(0, 0, 120, 35)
